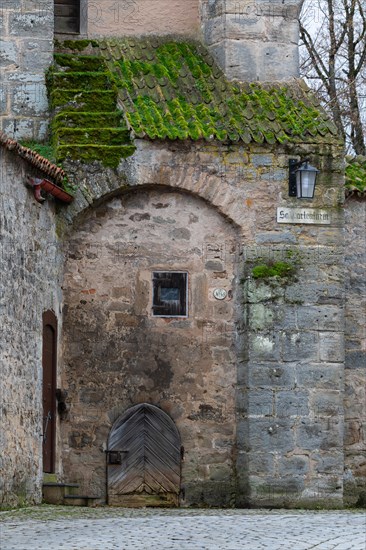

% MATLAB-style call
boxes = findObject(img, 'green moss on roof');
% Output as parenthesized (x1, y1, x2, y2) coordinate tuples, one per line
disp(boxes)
(345, 156, 366, 194)
(99, 38, 339, 144)
(48, 38, 341, 168)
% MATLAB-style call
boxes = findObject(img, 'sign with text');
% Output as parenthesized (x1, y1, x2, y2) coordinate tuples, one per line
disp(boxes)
(277, 207, 331, 225)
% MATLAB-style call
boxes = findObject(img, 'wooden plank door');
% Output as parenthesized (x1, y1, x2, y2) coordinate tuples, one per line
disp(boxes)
(42, 311, 57, 473)
(107, 404, 181, 507)
(54, 0, 80, 34)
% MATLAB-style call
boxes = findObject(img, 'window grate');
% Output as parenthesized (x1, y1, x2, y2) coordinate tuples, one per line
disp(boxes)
(152, 272, 188, 317)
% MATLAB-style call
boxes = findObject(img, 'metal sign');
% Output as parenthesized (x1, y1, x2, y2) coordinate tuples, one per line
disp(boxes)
(277, 207, 331, 225)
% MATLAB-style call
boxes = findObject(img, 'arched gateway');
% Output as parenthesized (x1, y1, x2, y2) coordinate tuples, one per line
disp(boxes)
(107, 404, 181, 507)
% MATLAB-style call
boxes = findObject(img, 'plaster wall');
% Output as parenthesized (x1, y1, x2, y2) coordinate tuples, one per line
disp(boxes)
(61, 187, 240, 506)
(344, 197, 366, 505)
(0, 0, 53, 140)
(86, 0, 200, 38)
(0, 149, 62, 507)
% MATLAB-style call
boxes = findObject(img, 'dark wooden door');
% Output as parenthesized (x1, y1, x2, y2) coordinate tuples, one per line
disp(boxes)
(54, 0, 80, 34)
(107, 404, 181, 507)
(42, 312, 57, 473)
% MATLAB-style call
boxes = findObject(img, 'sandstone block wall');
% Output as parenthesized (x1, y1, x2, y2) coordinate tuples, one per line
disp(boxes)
(344, 197, 366, 505)
(201, 0, 303, 81)
(58, 139, 345, 507)
(0, 0, 53, 140)
(0, 149, 62, 507)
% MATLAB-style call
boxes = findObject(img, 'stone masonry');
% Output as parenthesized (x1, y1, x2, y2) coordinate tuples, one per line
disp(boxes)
(344, 196, 366, 505)
(56, 138, 346, 507)
(61, 185, 240, 506)
(0, 0, 53, 140)
(0, 148, 62, 506)
(86, 0, 200, 38)
(1, 0, 364, 509)
(201, 0, 304, 81)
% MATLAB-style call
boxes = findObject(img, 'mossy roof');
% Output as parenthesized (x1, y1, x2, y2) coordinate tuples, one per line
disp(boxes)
(345, 156, 366, 195)
(99, 38, 340, 144)
(48, 38, 342, 169)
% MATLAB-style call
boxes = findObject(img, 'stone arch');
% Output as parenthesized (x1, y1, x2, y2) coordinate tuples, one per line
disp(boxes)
(61, 182, 243, 506)
(59, 141, 252, 237)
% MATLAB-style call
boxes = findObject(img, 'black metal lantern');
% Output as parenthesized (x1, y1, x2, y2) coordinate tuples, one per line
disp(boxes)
(289, 159, 319, 199)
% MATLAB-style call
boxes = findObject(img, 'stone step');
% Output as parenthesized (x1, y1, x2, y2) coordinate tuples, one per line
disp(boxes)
(43, 473, 58, 483)
(63, 495, 100, 507)
(42, 482, 80, 505)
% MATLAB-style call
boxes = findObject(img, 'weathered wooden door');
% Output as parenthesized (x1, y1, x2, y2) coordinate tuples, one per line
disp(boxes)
(54, 0, 80, 34)
(107, 404, 181, 507)
(42, 311, 57, 473)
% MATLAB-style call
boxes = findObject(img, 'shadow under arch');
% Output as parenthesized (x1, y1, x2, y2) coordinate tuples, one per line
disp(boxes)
(60, 177, 245, 507)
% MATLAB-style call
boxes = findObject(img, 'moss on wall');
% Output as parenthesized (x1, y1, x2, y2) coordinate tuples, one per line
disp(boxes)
(252, 261, 296, 280)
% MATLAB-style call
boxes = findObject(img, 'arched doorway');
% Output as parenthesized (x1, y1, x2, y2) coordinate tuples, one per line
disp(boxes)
(62, 188, 240, 506)
(107, 404, 181, 507)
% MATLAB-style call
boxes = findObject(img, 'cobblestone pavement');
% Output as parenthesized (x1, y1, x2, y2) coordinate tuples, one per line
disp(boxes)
(0, 506, 365, 550)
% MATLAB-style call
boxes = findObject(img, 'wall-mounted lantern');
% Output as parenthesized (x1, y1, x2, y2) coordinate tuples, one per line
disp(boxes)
(289, 159, 319, 199)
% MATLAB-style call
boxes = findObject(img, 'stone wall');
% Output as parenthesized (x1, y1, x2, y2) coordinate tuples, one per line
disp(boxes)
(344, 196, 366, 505)
(0, 0, 53, 140)
(0, 148, 62, 507)
(58, 138, 346, 507)
(201, 0, 303, 81)
(240, 257, 345, 507)
(61, 187, 240, 506)
(84, 0, 200, 38)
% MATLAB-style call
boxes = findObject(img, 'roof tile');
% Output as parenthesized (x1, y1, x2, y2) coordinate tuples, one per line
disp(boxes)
(47, 37, 343, 169)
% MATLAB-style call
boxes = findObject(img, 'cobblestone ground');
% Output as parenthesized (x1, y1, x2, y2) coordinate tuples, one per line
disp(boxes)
(0, 506, 365, 550)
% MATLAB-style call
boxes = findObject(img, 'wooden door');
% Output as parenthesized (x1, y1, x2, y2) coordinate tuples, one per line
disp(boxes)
(107, 404, 181, 507)
(54, 0, 80, 34)
(42, 311, 57, 473)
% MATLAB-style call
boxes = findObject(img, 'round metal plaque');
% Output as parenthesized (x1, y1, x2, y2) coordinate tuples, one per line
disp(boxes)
(213, 288, 227, 300)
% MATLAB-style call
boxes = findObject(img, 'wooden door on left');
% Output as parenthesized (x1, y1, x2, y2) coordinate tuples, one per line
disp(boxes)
(42, 311, 57, 473)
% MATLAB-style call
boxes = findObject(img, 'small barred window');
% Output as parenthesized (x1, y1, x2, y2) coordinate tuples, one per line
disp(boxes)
(152, 272, 188, 317)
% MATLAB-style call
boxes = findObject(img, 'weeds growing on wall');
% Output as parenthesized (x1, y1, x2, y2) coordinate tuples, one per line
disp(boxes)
(249, 249, 302, 283)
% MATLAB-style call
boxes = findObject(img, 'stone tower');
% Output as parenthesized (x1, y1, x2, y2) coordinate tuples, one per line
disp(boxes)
(0, 0, 54, 140)
(201, 0, 304, 81)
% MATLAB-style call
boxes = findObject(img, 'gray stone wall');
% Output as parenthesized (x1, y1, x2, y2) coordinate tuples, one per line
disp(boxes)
(59, 139, 345, 507)
(344, 197, 366, 505)
(240, 256, 345, 507)
(0, 0, 53, 140)
(201, 0, 303, 81)
(0, 149, 62, 507)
